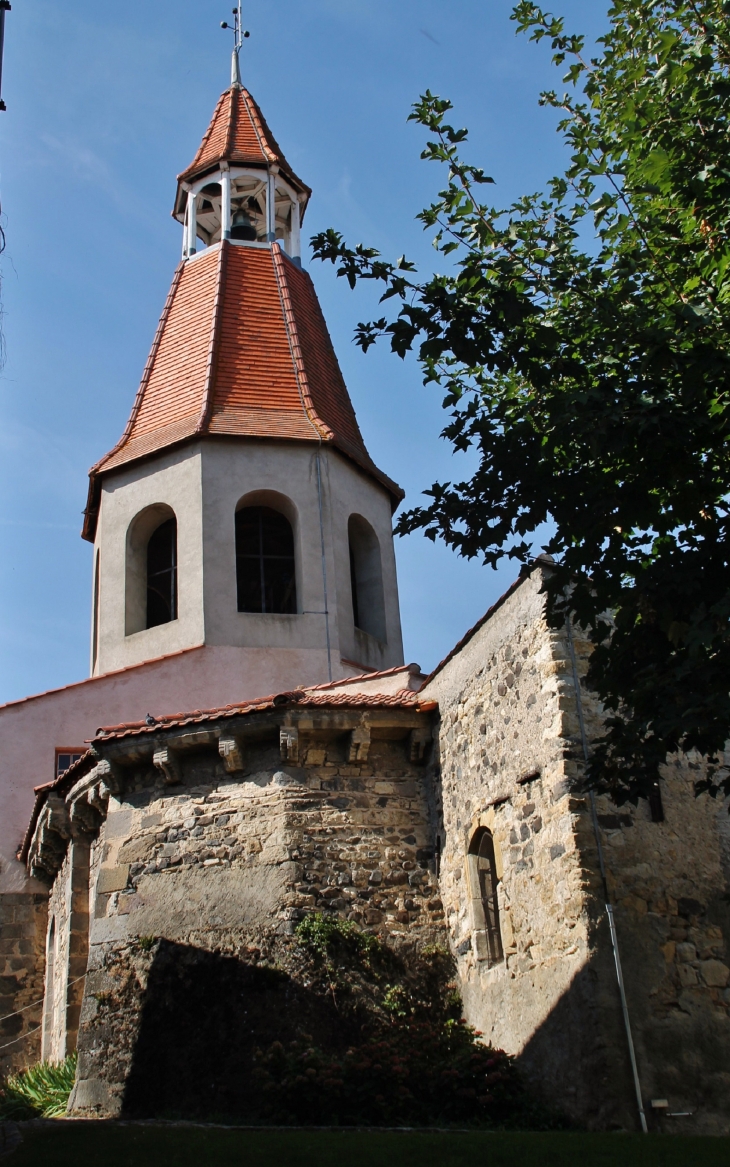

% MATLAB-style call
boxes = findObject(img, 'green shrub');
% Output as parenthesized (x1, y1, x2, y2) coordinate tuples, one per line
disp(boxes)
(253, 1022, 564, 1129)
(259, 914, 567, 1129)
(0, 1052, 77, 1120)
(295, 913, 382, 963)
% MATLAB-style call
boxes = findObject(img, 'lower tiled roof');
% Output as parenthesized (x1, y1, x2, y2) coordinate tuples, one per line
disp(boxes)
(94, 688, 436, 742)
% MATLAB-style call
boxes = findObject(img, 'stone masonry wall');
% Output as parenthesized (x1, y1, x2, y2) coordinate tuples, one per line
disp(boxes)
(566, 623, 730, 1135)
(424, 566, 730, 1133)
(52, 709, 444, 1117)
(423, 571, 629, 1128)
(0, 892, 47, 1075)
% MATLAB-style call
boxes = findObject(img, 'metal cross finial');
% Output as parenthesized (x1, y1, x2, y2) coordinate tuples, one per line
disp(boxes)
(221, 2, 249, 85)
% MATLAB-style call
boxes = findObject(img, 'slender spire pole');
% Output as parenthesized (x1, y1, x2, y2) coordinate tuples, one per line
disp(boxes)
(220, 3, 249, 89)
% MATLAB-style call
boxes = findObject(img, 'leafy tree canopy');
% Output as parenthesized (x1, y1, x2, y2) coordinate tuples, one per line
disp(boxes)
(311, 0, 730, 806)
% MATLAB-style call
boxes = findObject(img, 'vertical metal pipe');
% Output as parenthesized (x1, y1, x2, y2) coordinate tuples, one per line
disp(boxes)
(564, 611, 648, 1134)
(315, 449, 332, 682)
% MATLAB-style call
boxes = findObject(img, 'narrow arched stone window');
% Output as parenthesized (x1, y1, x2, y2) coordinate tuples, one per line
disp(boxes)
(348, 514, 386, 641)
(146, 517, 178, 628)
(468, 828, 504, 966)
(236, 505, 297, 614)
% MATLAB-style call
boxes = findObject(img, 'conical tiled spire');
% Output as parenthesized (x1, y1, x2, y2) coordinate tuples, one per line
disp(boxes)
(82, 89, 401, 542)
(174, 85, 310, 218)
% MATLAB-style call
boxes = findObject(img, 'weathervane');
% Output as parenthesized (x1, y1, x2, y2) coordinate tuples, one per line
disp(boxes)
(221, 3, 249, 86)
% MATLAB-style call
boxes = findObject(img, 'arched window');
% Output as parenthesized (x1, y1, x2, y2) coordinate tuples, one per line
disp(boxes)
(236, 506, 297, 614)
(348, 514, 386, 642)
(468, 828, 503, 966)
(146, 517, 177, 628)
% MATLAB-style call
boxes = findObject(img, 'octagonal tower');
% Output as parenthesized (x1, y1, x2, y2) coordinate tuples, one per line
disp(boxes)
(82, 60, 404, 689)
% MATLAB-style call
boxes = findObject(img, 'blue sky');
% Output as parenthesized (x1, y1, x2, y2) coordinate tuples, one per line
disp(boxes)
(0, 0, 609, 703)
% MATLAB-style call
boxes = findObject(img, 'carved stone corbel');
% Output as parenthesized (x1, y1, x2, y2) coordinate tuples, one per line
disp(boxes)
(94, 757, 124, 795)
(87, 781, 110, 814)
(280, 726, 299, 763)
(348, 721, 371, 763)
(219, 737, 244, 773)
(69, 796, 100, 837)
(153, 748, 182, 785)
(409, 726, 432, 764)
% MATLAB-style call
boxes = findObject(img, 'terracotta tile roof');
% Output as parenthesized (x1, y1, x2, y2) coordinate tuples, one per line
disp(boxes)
(177, 85, 310, 203)
(93, 688, 436, 742)
(306, 663, 425, 692)
(83, 242, 402, 539)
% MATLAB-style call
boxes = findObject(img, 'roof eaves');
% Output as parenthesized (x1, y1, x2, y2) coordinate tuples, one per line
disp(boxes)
(18, 749, 97, 866)
(93, 688, 432, 743)
(306, 663, 424, 692)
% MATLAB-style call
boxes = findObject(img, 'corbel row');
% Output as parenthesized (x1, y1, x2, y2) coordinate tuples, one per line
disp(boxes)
(278, 717, 432, 766)
(28, 761, 115, 881)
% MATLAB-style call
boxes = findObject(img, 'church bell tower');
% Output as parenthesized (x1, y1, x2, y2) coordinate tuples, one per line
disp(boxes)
(82, 40, 405, 694)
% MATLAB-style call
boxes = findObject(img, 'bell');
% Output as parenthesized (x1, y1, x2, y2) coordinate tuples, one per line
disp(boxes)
(230, 207, 257, 241)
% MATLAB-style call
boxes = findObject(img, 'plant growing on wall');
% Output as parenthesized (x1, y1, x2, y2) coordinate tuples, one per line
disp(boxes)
(312, 0, 730, 807)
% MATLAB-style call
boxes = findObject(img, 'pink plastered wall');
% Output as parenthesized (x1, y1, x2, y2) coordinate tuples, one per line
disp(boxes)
(0, 643, 341, 881)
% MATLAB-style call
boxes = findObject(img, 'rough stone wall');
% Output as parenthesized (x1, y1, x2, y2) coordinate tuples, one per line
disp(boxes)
(424, 567, 730, 1133)
(59, 714, 443, 1117)
(423, 572, 628, 1127)
(0, 892, 47, 1074)
(567, 629, 730, 1135)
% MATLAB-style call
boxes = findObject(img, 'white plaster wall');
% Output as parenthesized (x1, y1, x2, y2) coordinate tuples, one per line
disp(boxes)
(326, 449, 404, 672)
(94, 440, 404, 678)
(198, 440, 403, 671)
(94, 445, 205, 675)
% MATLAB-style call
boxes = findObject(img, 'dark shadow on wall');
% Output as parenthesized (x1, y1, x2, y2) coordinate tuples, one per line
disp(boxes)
(121, 941, 358, 1121)
(514, 915, 730, 1133)
(514, 945, 638, 1132)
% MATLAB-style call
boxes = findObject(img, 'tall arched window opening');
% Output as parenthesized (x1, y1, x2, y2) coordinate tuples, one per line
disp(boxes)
(236, 506, 297, 614)
(348, 514, 386, 642)
(468, 828, 504, 966)
(146, 517, 177, 628)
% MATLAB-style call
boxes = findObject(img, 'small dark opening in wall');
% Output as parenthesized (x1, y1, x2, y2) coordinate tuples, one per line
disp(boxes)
(236, 506, 296, 614)
(648, 780, 665, 823)
(146, 518, 178, 628)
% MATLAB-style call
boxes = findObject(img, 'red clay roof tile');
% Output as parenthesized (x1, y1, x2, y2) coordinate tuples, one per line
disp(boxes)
(83, 242, 402, 539)
(82, 86, 401, 540)
(93, 687, 430, 741)
(177, 86, 310, 203)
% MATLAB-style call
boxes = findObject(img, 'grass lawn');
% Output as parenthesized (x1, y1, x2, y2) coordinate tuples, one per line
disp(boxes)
(5, 1122, 730, 1167)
